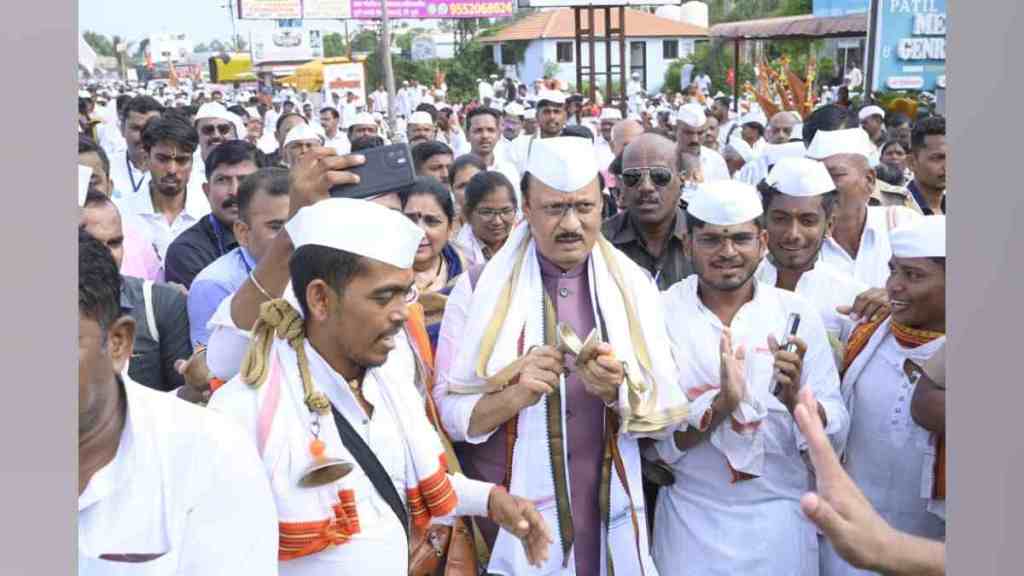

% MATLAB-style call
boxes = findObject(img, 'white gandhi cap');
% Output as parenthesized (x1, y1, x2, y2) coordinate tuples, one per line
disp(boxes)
(283, 123, 324, 148)
(765, 157, 836, 197)
(525, 136, 598, 192)
(686, 180, 764, 226)
(890, 215, 945, 258)
(676, 103, 707, 129)
(805, 128, 875, 161)
(286, 198, 425, 270)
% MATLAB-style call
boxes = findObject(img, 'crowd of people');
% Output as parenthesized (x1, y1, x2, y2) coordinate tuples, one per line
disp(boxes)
(77, 68, 946, 575)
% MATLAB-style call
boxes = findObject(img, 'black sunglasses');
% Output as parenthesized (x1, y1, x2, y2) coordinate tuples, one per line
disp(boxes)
(621, 166, 674, 189)
(200, 123, 234, 137)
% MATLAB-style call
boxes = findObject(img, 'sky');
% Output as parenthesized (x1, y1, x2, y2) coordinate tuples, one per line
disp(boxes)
(78, 0, 385, 46)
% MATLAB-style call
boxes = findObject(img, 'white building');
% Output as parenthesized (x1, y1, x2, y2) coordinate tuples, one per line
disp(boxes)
(481, 8, 708, 95)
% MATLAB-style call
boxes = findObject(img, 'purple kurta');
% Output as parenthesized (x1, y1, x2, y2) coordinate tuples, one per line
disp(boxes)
(454, 254, 606, 575)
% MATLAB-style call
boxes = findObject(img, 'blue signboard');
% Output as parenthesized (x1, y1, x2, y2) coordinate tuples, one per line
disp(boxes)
(868, 0, 947, 92)
(813, 0, 869, 17)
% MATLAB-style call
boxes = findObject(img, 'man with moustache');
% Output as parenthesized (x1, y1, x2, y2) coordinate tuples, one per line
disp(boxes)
(164, 140, 261, 289)
(905, 116, 946, 215)
(406, 110, 437, 147)
(187, 102, 246, 216)
(107, 95, 164, 199)
(319, 106, 350, 155)
(207, 198, 553, 575)
(823, 216, 947, 576)
(604, 134, 693, 291)
(188, 167, 290, 347)
(467, 107, 521, 202)
(806, 128, 920, 288)
(755, 158, 887, 363)
(654, 180, 848, 576)
(435, 137, 690, 575)
(676, 102, 731, 182)
(77, 230, 277, 573)
(117, 116, 206, 261)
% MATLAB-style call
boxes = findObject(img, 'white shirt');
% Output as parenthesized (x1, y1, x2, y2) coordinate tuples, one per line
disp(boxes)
(325, 131, 351, 155)
(755, 258, 867, 346)
(818, 205, 920, 289)
(185, 152, 213, 219)
(116, 185, 207, 261)
(78, 376, 278, 574)
(595, 137, 615, 173)
(699, 145, 732, 182)
(488, 156, 522, 206)
(371, 90, 388, 114)
(654, 277, 848, 576)
(478, 81, 494, 102)
(718, 119, 737, 149)
(109, 149, 151, 200)
(822, 329, 945, 576)
(734, 154, 770, 186)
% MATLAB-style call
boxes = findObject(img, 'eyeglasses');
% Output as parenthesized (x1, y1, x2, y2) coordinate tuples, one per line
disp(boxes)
(475, 207, 516, 221)
(200, 123, 234, 137)
(621, 166, 674, 189)
(537, 201, 598, 220)
(693, 233, 759, 251)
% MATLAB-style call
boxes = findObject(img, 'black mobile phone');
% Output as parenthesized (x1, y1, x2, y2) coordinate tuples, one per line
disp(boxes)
(328, 143, 416, 200)
(771, 313, 802, 396)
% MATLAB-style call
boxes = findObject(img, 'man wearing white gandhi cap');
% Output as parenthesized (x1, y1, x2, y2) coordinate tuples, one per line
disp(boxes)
(434, 136, 689, 575)
(208, 198, 552, 574)
(281, 123, 325, 168)
(822, 215, 946, 576)
(655, 179, 848, 576)
(754, 157, 879, 363)
(676, 102, 732, 182)
(807, 128, 920, 289)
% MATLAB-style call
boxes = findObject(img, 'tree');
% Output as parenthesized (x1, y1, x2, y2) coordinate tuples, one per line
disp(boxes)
(351, 30, 378, 54)
(194, 42, 210, 53)
(83, 31, 115, 58)
(324, 32, 346, 58)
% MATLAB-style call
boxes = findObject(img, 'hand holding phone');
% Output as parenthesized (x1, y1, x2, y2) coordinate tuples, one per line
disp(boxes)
(770, 313, 802, 397)
(329, 143, 416, 200)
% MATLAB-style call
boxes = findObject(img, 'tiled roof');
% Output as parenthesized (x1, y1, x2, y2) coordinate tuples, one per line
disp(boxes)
(480, 8, 709, 43)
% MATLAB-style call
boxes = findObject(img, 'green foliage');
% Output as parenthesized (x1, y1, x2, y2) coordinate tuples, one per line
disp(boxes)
(365, 39, 498, 104)
(502, 40, 529, 66)
(543, 61, 560, 79)
(324, 33, 346, 58)
(83, 31, 115, 58)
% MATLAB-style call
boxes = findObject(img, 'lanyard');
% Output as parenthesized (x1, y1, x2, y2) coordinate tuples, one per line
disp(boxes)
(208, 215, 231, 257)
(126, 151, 145, 194)
(239, 248, 254, 275)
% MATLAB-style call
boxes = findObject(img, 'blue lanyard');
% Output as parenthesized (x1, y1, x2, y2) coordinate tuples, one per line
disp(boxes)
(126, 151, 145, 194)
(239, 247, 254, 275)
(208, 215, 230, 257)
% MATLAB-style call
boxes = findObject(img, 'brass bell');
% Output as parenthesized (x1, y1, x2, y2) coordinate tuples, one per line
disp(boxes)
(298, 457, 354, 487)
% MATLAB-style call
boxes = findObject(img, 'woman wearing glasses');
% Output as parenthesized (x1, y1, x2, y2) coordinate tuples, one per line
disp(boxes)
(452, 170, 519, 269)
(400, 177, 471, 352)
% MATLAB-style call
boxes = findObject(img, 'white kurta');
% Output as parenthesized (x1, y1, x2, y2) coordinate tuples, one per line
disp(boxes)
(818, 206, 919, 289)
(654, 277, 849, 576)
(699, 146, 732, 182)
(755, 258, 867, 345)
(595, 138, 615, 173)
(209, 335, 493, 576)
(822, 324, 945, 576)
(79, 376, 278, 574)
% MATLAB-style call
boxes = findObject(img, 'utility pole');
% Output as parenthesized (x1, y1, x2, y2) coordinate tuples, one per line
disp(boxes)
(380, 0, 397, 135)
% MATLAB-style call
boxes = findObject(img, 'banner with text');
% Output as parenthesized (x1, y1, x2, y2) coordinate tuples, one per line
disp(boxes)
(868, 0, 946, 92)
(349, 0, 513, 19)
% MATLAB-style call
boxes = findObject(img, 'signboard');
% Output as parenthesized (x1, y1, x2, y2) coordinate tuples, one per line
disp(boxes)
(866, 0, 946, 92)
(349, 0, 513, 19)
(147, 33, 192, 65)
(411, 36, 436, 61)
(237, 0, 301, 19)
(238, 0, 350, 19)
(813, 0, 869, 17)
(519, 0, 676, 7)
(323, 62, 367, 108)
(250, 28, 324, 64)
